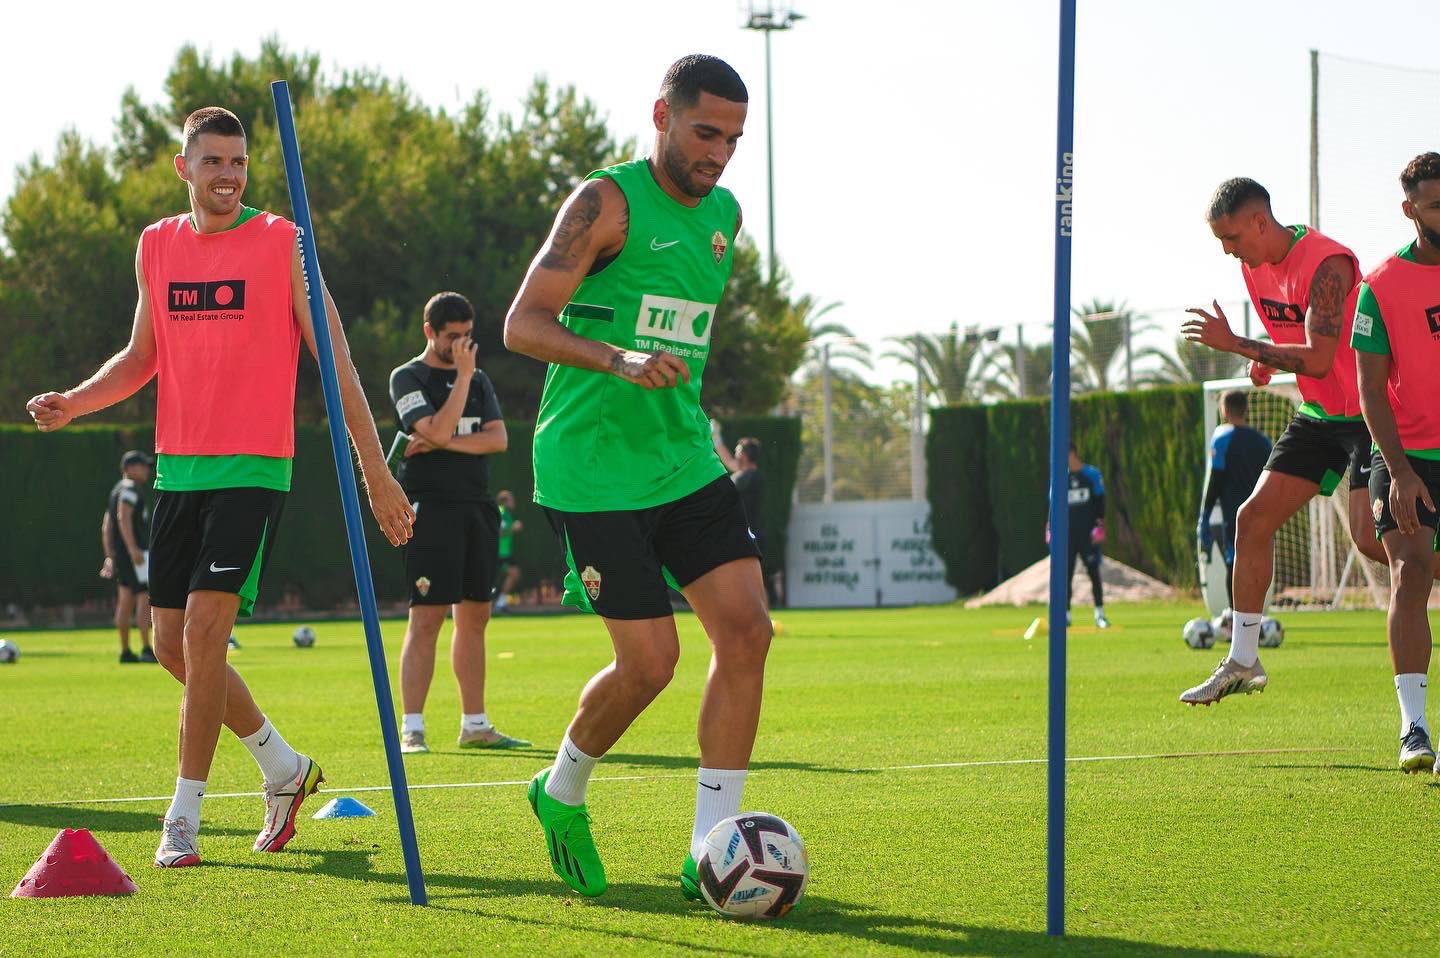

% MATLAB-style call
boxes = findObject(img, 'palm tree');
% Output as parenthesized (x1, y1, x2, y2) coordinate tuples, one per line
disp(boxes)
(796, 296, 872, 382)
(992, 341, 1053, 399)
(1140, 337, 1248, 384)
(882, 322, 1001, 406)
(1070, 298, 1150, 392)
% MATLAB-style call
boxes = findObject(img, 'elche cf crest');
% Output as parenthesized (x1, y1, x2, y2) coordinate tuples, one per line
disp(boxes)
(711, 231, 727, 264)
(581, 565, 602, 600)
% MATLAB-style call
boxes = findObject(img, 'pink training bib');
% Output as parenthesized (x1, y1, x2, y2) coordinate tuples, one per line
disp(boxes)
(143, 211, 300, 457)
(1242, 228, 1362, 417)
(1362, 253, 1440, 449)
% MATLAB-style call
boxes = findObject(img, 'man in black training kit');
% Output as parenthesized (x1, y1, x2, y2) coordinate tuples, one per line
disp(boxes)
(388, 291, 529, 754)
(1198, 390, 1272, 609)
(1051, 442, 1109, 628)
(103, 450, 157, 663)
(712, 424, 777, 606)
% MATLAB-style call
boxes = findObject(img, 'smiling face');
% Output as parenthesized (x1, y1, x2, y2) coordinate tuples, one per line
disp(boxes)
(175, 132, 248, 223)
(653, 91, 747, 202)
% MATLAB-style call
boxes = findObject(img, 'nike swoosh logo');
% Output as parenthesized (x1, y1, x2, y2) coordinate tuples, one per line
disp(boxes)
(698, 781, 722, 792)
(650, 237, 680, 250)
(1359, 466, 1372, 475)
(258, 732, 271, 747)
(1239, 619, 1260, 628)
(565, 748, 579, 763)
(209, 562, 241, 573)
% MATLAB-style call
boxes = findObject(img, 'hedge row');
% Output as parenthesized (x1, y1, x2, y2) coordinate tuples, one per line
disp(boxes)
(0, 416, 801, 612)
(927, 385, 1206, 594)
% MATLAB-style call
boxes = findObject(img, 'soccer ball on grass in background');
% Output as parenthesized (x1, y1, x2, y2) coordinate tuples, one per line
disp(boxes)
(1183, 617, 1216, 650)
(1259, 617, 1284, 648)
(696, 813, 808, 919)
(0, 639, 18, 663)
(1211, 609, 1232, 643)
(292, 626, 317, 648)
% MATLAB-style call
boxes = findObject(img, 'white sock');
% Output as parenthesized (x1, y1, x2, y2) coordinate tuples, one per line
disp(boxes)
(1094, 606, 1105, 619)
(690, 767, 748, 861)
(545, 734, 600, 806)
(461, 712, 491, 733)
(165, 776, 206, 827)
(238, 717, 301, 786)
(402, 713, 425, 735)
(1396, 673, 1429, 735)
(1228, 610, 1262, 667)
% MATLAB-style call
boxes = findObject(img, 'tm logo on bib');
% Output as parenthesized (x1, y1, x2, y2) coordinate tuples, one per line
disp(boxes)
(638, 295, 717, 348)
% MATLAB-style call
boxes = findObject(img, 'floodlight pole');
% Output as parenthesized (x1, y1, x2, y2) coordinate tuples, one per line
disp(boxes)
(745, 5, 803, 283)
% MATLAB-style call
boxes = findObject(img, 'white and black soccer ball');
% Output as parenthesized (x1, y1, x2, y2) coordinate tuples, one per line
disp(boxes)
(1183, 617, 1216, 650)
(0, 639, 18, 663)
(292, 626, 317, 648)
(1259, 617, 1284, 648)
(696, 813, 809, 920)
(1211, 609, 1233, 644)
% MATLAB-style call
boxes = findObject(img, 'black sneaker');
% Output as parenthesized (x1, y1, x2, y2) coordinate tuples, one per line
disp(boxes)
(140, 647, 159, 663)
(1399, 722, 1436, 773)
(119, 649, 140, 664)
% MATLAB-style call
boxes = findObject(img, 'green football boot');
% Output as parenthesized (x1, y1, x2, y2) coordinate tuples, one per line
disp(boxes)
(528, 769, 607, 897)
(680, 853, 702, 902)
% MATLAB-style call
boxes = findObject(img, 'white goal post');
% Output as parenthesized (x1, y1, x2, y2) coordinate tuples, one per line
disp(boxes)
(1201, 375, 1387, 611)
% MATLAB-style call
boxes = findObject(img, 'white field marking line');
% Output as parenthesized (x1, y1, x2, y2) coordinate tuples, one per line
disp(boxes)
(0, 747, 1352, 809)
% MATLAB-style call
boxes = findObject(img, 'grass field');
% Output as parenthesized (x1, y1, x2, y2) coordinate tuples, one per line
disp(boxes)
(1, 602, 1438, 956)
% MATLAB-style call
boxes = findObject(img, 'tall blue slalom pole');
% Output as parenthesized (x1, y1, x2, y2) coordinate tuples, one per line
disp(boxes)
(270, 79, 428, 907)
(1047, 0, 1077, 938)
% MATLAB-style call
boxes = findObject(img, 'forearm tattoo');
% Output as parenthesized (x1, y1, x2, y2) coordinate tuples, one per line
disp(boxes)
(1236, 337, 1307, 374)
(538, 183, 602, 271)
(1307, 258, 1349, 339)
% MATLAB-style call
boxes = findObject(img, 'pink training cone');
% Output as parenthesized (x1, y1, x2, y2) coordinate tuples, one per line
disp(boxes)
(11, 829, 138, 898)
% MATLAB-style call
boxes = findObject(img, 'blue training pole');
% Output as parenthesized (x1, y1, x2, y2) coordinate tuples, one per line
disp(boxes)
(270, 79, 428, 907)
(1048, 0, 1077, 938)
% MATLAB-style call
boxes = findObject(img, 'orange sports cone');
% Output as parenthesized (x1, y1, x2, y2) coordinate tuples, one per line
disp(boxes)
(11, 829, 138, 898)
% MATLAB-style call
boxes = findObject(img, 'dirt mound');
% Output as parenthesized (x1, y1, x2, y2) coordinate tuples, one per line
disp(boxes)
(965, 555, 1176, 608)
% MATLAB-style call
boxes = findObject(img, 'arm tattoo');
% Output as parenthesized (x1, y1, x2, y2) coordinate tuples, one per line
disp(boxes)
(609, 350, 627, 375)
(538, 183, 602, 271)
(1236, 337, 1306, 374)
(1306, 257, 1350, 339)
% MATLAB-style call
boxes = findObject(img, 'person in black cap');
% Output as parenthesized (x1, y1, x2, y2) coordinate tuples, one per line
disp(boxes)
(103, 450, 156, 663)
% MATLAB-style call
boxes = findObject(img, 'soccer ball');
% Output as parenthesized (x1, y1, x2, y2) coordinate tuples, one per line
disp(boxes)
(292, 626, 317, 648)
(0, 639, 18, 663)
(696, 813, 809, 919)
(1259, 617, 1284, 648)
(1211, 609, 1233, 644)
(1183, 617, 1216, 650)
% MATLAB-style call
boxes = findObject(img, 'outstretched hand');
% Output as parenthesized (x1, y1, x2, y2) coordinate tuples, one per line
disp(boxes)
(1182, 300, 1239, 353)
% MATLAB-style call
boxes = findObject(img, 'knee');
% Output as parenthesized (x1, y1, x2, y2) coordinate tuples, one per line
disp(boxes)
(715, 616, 773, 672)
(1392, 553, 1432, 597)
(1235, 500, 1267, 540)
(153, 633, 184, 677)
(620, 647, 679, 698)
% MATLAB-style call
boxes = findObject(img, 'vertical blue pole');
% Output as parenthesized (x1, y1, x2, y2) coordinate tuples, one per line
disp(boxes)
(1048, 0, 1077, 939)
(269, 80, 428, 907)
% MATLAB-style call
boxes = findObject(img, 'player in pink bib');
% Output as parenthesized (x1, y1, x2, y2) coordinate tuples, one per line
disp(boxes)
(1179, 178, 1388, 706)
(27, 107, 414, 869)
(1352, 152, 1440, 773)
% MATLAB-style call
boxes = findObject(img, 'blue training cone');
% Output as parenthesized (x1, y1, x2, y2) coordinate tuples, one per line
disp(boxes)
(312, 797, 376, 819)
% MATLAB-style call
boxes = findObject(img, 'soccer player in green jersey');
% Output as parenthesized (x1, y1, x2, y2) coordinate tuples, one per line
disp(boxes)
(504, 55, 769, 901)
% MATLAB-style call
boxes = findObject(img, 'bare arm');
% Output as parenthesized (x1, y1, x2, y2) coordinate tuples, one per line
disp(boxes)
(115, 500, 143, 562)
(444, 419, 507, 456)
(27, 239, 157, 430)
(711, 420, 740, 472)
(1182, 255, 1354, 378)
(503, 178, 690, 390)
(292, 242, 414, 546)
(101, 511, 116, 556)
(408, 340, 477, 448)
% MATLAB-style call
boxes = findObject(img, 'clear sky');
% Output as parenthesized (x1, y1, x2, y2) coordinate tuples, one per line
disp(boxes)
(4, 0, 1437, 386)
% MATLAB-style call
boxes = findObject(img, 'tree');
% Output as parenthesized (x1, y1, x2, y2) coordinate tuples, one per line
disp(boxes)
(1070, 298, 1149, 392)
(791, 371, 912, 502)
(882, 322, 1002, 406)
(1140, 337, 1248, 384)
(992, 340, 1053, 399)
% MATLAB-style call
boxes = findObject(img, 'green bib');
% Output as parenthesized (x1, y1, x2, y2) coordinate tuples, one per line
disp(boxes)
(532, 159, 738, 511)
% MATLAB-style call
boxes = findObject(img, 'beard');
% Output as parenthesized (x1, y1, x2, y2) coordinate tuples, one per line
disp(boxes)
(1420, 220, 1440, 251)
(661, 141, 715, 199)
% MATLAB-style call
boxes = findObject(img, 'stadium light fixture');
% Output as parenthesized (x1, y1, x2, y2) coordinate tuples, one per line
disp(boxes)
(743, 3, 804, 283)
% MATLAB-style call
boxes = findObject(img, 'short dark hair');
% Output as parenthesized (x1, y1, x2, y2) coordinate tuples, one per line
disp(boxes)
(1068, 441, 1078, 455)
(1222, 390, 1249, 418)
(182, 107, 245, 156)
(1400, 152, 1440, 198)
(424, 291, 475, 332)
(737, 437, 762, 465)
(660, 55, 748, 111)
(1207, 178, 1271, 222)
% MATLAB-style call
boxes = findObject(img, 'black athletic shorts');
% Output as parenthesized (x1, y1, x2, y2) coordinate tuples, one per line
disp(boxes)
(149, 487, 286, 617)
(542, 475, 761, 620)
(404, 499, 501, 605)
(1266, 414, 1372, 496)
(111, 551, 147, 593)
(1368, 450, 1440, 546)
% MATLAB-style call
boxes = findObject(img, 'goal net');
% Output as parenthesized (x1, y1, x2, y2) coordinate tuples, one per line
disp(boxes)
(1201, 375, 1386, 611)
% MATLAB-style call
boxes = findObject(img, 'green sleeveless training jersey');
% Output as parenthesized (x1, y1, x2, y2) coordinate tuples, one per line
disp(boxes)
(532, 159, 739, 511)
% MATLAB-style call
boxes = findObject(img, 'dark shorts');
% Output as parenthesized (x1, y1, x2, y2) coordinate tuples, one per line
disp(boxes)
(111, 551, 147, 593)
(542, 476, 761, 620)
(1368, 450, 1440, 547)
(149, 488, 286, 617)
(404, 499, 500, 605)
(1266, 414, 1372, 495)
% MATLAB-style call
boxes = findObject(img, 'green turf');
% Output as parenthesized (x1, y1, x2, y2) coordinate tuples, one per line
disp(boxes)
(1, 603, 1437, 956)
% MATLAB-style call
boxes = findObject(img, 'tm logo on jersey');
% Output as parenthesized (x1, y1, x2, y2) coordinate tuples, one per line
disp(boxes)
(1426, 305, 1440, 340)
(168, 280, 246, 321)
(1259, 298, 1303, 326)
(638, 294, 717, 348)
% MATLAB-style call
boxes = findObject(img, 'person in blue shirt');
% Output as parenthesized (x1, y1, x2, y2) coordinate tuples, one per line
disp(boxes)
(1198, 391, 1273, 608)
(1050, 442, 1109, 628)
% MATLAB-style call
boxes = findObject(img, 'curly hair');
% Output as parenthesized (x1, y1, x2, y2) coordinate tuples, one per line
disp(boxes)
(1400, 152, 1440, 197)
